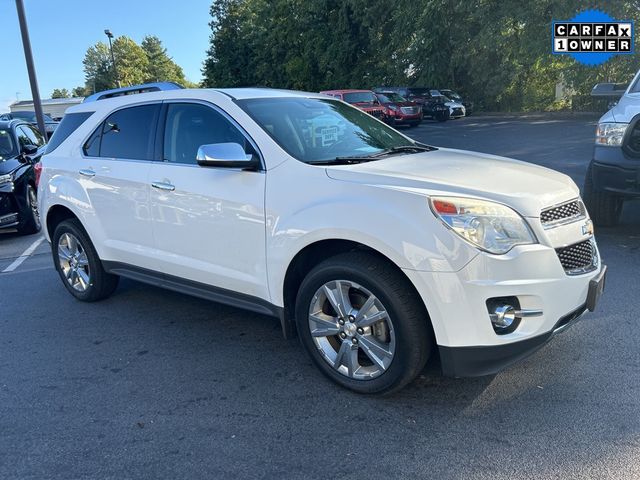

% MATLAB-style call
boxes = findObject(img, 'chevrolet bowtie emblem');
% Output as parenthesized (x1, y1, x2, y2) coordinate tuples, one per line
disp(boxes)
(582, 220, 594, 236)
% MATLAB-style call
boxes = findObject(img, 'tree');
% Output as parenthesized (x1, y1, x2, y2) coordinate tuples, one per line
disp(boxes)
(51, 88, 70, 99)
(112, 36, 149, 86)
(141, 35, 187, 84)
(83, 41, 115, 94)
(72, 86, 87, 97)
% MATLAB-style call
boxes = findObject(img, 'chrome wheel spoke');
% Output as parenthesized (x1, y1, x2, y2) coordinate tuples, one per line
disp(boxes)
(76, 252, 89, 267)
(356, 310, 387, 328)
(58, 246, 72, 262)
(309, 313, 340, 337)
(322, 284, 347, 318)
(358, 335, 393, 369)
(334, 340, 359, 376)
(355, 295, 376, 322)
(77, 269, 90, 289)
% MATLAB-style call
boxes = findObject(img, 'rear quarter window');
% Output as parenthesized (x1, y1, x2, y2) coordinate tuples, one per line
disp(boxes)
(46, 112, 94, 153)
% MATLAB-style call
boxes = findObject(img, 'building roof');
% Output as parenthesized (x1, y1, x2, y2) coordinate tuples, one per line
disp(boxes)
(11, 97, 84, 107)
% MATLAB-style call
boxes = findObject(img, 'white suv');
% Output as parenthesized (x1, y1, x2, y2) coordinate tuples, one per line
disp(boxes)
(39, 86, 606, 394)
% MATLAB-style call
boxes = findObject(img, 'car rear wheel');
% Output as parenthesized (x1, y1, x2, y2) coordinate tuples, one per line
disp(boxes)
(295, 252, 431, 394)
(583, 163, 623, 227)
(52, 219, 119, 302)
(17, 185, 41, 235)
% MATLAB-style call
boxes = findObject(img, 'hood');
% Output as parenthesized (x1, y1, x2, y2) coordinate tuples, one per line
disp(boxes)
(0, 157, 21, 175)
(382, 101, 417, 108)
(324, 148, 579, 218)
(603, 92, 640, 123)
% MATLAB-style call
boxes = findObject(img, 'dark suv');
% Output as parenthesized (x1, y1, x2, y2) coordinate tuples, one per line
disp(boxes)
(374, 87, 449, 122)
(0, 119, 45, 233)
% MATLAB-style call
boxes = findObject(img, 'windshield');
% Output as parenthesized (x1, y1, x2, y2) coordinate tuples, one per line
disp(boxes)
(239, 98, 418, 163)
(376, 93, 407, 103)
(407, 88, 431, 97)
(0, 129, 17, 159)
(342, 92, 377, 104)
(441, 90, 462, 101)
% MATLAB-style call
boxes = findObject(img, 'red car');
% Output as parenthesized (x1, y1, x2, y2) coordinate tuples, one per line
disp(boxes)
(319, 89, 385, 120)
(374, 91, 422, 127)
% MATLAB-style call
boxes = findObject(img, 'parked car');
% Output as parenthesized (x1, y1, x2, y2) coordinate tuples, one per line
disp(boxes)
(319, 89, 385, 120)
(0, 111, 59, 139)
(39, 85, 606, 394)
(440, 89, 474, 116)
(374, 87, 449, 122)
(429, 90, 465, 118)
(374, 91, 422, 127)
(0, 119, 45, 234)
(585, 70, 640, 226)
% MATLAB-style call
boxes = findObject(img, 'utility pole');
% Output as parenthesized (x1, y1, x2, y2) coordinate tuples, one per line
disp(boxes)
(104, 29, 121, 88)
(15, 0, 46, 138)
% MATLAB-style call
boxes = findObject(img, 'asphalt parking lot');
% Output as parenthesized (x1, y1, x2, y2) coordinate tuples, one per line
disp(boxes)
(1, 115, 639, 479)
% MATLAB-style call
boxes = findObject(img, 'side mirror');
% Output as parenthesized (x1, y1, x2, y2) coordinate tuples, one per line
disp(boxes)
(21, 144, 38, 160)
(196, 142, 258, 170)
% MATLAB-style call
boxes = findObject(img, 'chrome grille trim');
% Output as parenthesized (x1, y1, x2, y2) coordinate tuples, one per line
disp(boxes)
(540, 199, 586, 228)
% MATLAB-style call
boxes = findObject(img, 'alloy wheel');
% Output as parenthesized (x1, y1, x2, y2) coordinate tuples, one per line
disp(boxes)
(308, 280, 396, 380)
(58, 233, 91, 292)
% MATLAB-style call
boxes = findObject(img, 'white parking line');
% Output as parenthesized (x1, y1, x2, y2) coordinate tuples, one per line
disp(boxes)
(2, 236, 45, 273)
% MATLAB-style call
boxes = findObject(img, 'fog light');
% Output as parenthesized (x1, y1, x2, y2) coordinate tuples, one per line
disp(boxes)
(491, 305, 517, 329)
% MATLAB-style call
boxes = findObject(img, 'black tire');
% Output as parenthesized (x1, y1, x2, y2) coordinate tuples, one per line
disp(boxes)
(583, 163, 623, 227)
(52, 219, 119, 302)
(408, 121, 420, 128)
(295, 252, 431, 394)
(17, 184, 41, 235)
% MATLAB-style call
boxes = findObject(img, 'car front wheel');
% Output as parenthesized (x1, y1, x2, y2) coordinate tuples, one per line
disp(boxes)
(17, 184, 41, 235)
(295, 252, 431, 394)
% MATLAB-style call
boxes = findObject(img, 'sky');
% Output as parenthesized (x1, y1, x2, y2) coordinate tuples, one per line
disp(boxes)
(1, 0, 212, 112)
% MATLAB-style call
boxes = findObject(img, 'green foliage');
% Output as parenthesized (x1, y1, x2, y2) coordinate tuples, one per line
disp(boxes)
(51, 88, 70, 99)
(141, 35, 187, 85)
(71, 86, 87, 97)
(82, 35, 191, 94)
(202, 0, 640, 111)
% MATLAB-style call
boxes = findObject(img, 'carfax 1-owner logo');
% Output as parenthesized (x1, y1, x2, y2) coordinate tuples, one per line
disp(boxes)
(552, 9, 634, 65)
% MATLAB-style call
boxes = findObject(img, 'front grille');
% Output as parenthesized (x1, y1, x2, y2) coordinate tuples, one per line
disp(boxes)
(540, 200, 585, 226)
(369, 109, 384, 118)
(452, 108, 464, 116)
(555, 239, 597, 274)
(623, 118, 640, 157)
(401, 107, 418, 115)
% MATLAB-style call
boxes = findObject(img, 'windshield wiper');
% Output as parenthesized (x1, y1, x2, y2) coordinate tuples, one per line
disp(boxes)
(307, 144, 436, 166)
(307, 156, 377, 165)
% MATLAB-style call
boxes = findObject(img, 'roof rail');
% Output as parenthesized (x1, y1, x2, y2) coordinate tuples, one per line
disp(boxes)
(83, 82, 184, 103)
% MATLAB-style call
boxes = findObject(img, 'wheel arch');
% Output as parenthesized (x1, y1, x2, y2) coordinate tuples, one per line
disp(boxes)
(46, 204, 81, 241)
(280, 238, 436, 343)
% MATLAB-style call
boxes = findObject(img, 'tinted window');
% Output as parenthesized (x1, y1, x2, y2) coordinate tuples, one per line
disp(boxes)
(0, 129, 17, 158)
(25, 125, 45, 146)
(342, 92, 377, 104)
(163, 103, 247, 165)
(16, 126, 33, 147)
(99, 104, 159, 160)
(47, 112, 93, 153)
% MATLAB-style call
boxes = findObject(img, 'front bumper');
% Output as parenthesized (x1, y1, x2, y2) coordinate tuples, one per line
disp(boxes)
(592, 146, 640, 198)
(0, 191, 20, 229)
(403, 239, 604, 377)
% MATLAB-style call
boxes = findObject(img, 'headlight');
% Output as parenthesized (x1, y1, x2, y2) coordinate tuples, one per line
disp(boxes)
(596, 122, 628, 146)
(429, 196, 537, 254)
(0, 173, 13, 186)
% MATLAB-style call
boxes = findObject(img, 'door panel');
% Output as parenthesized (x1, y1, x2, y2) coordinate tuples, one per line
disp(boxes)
(79, 104, 159, 267)
(149, 102, 268, 299)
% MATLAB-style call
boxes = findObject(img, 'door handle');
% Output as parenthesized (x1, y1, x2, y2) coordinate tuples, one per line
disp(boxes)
(151, 181, 175, 192)
(79, 169, 96, 177)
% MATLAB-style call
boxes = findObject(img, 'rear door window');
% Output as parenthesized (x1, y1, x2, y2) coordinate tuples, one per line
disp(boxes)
(89, 104, 160, 160)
